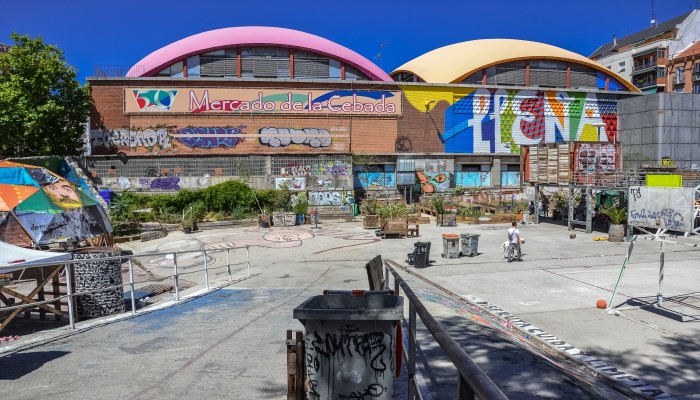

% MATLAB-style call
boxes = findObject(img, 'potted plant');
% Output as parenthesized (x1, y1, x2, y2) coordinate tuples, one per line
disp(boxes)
(362, 198, 381, 229)
(602, 207, 627, 242)
(431, 196, 446, 226)
(292, 194, 309, 225)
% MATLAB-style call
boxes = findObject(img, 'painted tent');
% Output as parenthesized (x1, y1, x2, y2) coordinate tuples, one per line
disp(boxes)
(0, 161, 112, 246)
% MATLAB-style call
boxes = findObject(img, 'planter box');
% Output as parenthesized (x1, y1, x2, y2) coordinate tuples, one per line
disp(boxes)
(363, 215, 381, 229)
(380, 218, 408, 238)
(272, 212, 295, 226)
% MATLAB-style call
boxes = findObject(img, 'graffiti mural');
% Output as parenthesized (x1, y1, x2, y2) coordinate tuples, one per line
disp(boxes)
(455, 172, 491, 187)
(104, 176, 211, 191)
(501, 172, 521, 187)
(175, 126, 244, 148)
(356, 172, 396, 189)
(91, 129, 172, 149)
(275, 177, 306, 191)
(259, 128, 333, 148)
(400, 86, 617, 155)
(286, 161, 351, 177)
(416, 169, 451, 193)
(308, 191, 354, 206)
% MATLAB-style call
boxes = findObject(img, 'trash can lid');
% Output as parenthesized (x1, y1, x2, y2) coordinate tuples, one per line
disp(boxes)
(442, 234, 460, 238)
(293, 293, 404, 322)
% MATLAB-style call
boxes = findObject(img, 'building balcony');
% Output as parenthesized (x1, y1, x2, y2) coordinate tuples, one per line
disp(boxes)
(693, 73, 700, 81)
(636, 79, 662, 89)
(632, 60, 657, 73)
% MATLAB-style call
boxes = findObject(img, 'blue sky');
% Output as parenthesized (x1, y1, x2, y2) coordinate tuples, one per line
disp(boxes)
(1, 0, 697, 83)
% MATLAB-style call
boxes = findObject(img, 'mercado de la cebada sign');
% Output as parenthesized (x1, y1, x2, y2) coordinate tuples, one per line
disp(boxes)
(124, 88, 403, 115)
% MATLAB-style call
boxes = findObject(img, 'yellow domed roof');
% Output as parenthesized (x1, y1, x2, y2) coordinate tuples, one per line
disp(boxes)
(392, 39, 639, 91)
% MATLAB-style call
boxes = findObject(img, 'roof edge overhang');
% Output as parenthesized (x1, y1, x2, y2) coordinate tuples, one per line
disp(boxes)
(127, 26, 392, 82)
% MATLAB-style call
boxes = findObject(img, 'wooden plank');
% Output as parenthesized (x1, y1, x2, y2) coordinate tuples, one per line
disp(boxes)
(0, 266, 66, 334)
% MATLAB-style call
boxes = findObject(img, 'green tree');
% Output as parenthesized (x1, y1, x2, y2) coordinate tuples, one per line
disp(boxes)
(0, 33, 91, 157)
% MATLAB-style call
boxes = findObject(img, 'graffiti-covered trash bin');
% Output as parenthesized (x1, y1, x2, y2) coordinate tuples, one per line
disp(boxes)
(293, 291, 404, 400)
(441, 234, 460, 259)
(460, 233, 480, 257)
(72, 247, 125, 318)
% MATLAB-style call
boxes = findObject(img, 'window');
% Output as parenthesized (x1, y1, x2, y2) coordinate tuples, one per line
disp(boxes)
(657, 49, 666, 59)
(294, 51, 330, 80)
(618, 61, 625, 72)
(693, 63, 700, 74)
(200, 50, 237, 77)
(675, 67, 685, 84)
(694, 83, 700, 94)
(241, 47, 289, 79)
(657, 67, 666, 78)
(344, 65, 369, 81)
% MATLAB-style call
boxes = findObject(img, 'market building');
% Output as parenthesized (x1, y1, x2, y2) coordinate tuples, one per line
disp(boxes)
(86, 27, 639, 215)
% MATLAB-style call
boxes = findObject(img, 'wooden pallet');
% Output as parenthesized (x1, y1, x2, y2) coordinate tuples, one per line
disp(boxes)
(287, 330, 305, 400)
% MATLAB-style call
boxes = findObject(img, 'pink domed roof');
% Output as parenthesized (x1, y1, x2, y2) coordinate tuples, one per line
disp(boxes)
(127, 26, 391, 81)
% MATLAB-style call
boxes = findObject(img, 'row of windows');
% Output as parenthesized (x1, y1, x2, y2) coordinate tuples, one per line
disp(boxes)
(157, 47, 369, 81)
(457, 60, 610, 90)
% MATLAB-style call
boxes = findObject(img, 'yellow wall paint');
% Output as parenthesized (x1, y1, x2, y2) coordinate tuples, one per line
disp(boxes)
(398, 85, 476, 111)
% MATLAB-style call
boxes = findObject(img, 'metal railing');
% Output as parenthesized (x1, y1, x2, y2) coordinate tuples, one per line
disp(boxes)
(0, 246, 252, 331)
(383, 261, 508, 400)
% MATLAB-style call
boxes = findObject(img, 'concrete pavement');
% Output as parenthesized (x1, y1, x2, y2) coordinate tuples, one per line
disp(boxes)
(0, 217, 698, 399)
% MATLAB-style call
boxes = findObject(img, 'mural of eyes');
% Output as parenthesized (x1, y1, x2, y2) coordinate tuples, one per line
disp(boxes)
(433, 173, 447, 183)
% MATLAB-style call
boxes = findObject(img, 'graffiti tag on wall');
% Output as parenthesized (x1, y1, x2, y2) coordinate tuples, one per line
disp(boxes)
(91, 129, 171, 149)
(286, 161, 351, 177)
(308, 191, 354, 206)
(627, 186, 694, 232)
(107, 175, 210, 191)
(175, 126, 245, 148)
(275, 177, 306, 191)
(259, 128, 332, 148)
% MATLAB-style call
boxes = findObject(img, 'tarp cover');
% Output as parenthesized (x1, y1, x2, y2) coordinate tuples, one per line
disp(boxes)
(0, 241, 72, 273)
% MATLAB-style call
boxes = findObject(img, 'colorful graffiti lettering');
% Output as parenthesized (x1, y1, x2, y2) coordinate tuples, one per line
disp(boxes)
(403, 86, 617, 155)
(308, 191, 354, 206)
(91, 129, 171, 149)
(176, 127, 244, 148)
(287, 161, 350, 177)
(416, 169, 451, 193)
(259, 127, 332, 148)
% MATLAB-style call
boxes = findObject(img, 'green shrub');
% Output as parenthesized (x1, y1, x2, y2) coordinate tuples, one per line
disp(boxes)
(187, 200, 208, 221)
(202, 180, 256, 212)
(602, 207, 627, 225)
(458, 206, 481, 218)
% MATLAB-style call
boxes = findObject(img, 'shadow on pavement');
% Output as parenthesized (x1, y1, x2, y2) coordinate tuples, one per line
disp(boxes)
(0, 350, 71, 380)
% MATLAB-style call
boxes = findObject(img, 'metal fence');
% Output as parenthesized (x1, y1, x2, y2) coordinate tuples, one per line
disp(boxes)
(383, 260, 508, 400)
(0, 246, 252, 331)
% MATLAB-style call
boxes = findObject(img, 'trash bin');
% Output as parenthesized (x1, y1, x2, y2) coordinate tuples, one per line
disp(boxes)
(413, 241, 431, 268)
(293, 291, 404, 400)
(441, 234, 460, 259)
(460, 233, 481, 257)
(521, 211, 530, 225)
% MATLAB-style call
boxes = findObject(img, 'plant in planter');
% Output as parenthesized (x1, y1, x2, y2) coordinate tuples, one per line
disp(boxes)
(292, 193, 309, 225)
(431, 196, 447, 226)
(602, 207, 627, 242)
(362, 198, 381, 229)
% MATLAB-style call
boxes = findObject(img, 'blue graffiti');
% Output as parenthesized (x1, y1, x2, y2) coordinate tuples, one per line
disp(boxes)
(177, 127, 243, 148)
(150, 177, 180, 190)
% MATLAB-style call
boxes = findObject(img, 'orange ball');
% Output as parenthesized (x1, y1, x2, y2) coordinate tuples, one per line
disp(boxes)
(596, 299, 607, 309)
